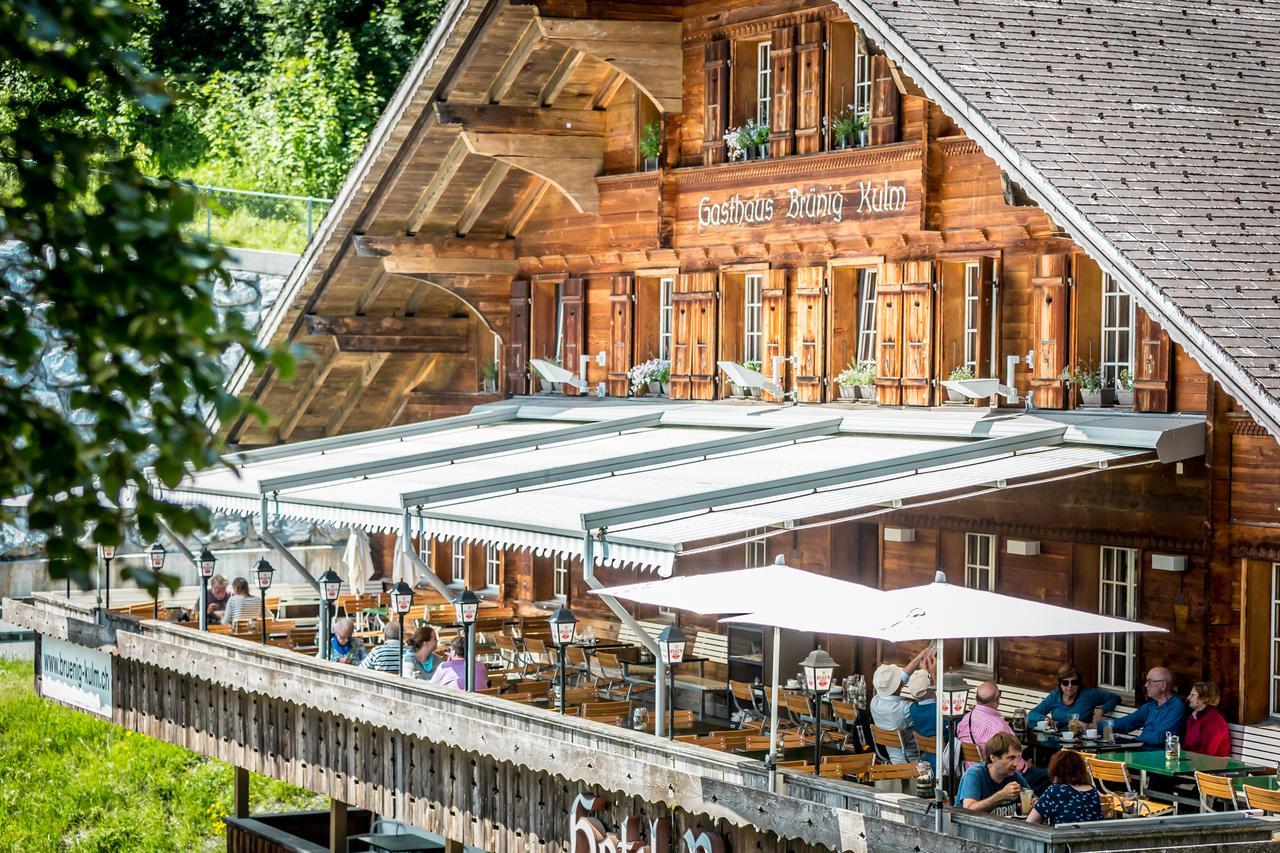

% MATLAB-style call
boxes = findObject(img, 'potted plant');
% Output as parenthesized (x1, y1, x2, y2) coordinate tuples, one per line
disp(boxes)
(627, 358, 671, 397)
(1060, 362, 1112, 407)
(654, 359, 671, 396)
(835, 360, 877, 400)
(724, 118, 771, 161)
(826, 105, 869, 149)
(480, 360, 499, 392)
(639, 120, 662, 172)
(946, 365, 975, 403)
(1116, 368, 1134, 406)
(744, 360, 764, 397)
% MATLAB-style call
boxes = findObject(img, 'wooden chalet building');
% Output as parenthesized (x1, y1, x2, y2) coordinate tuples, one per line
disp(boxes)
(14, 1, 1280, 851)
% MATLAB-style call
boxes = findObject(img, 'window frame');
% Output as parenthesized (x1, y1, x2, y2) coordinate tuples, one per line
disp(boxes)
(756, 42, 772, 126)
(1098, 545, 1138, 694)
(658, 277, 674, 361)
(743, 273, 765, 364)
(553, 553, 569, 602)
(1101, 272, 1135, 388)
(962, 263, 981, 374)
(853, 38, 872, 125)
(1271, 563, 1280, 718)
(484, 543, 501, 591)
(451, 545, 467, 586)
(855, 268, 879, 365)
(962, 533, 996, 672)
(745, 528, 767, 569)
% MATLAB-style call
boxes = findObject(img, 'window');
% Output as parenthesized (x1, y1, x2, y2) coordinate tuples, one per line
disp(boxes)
(756, 42, 771, 126)
(658, 277, 674, 361)
(1271, 564, 1280, 717)
(553, 554, 569, 601)
(451, 545, 466, 585)
(855, 268, 879, 364)
(743, 273, 764, 364)
(745, 528, 767, 568)
(1099, 546, 1138, 693)
(853, 38, 872, 125)
(484, 544, 501, 590)
(1101, 273, 1134, 387)
(962, 534, 996, 670)
(963, 263, 981, 374)
(418, 535, 433, 566)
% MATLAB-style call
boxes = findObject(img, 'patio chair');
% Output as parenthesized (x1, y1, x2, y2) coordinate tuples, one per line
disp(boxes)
(565, 644, 591, 684)
(870, 725, 906, 762)
(1242, 783, 1280, 814)
(1194, 771, 1239, 813)
(959, 741, 983, 765)
(866, 762, 918, 782)
(521, 637, 556, 680)
(579, 700, 631, 719)
(590, 652, 627, 699)
(914, 733, 937, 764)
(823, 753, 875, 781)
(829, 699, 862, 750)
(1084, 755, 1174, 817)
(730, 680, 765, 729)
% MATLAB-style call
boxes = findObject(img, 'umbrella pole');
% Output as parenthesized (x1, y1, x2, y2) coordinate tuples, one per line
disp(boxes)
(934, 637, 946, 835)
(767, 626, 781, 793)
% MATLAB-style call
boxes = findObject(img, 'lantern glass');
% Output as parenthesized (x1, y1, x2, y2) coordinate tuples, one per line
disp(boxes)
(657, 625, 686, 665)
(198, 547, 216, 578)
(390, 581, 414, 614)
(318, 569, 342, 602)
(454, 590, 479, 625)
(100, 544, 116, 561)
(548, 607, 577, 647)
(253, 557, 274, 590)
(940, 673, 970, 717)
(148, 542, 167, 570)
(800, 649, 838, 694)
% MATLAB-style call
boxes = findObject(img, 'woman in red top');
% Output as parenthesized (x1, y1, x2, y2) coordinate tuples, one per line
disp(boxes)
(1184, 681, 1231, 757)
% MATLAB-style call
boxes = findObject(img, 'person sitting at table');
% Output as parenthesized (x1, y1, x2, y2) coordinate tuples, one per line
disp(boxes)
(431, 636, 489, 691)
(1112, 666, 1187, 747)
(198, 574, 231, 623)
(221, 577, 271, 625)
(870, 646, 933, 762)
(360, 620, 404, 673)
(327, 617, 365, 665)
(1184, 681, 1230, 757)
(403, 625, 440, 680)
(1027, 664, 1120, 729)
(1026, 749, 1102, 825)
(904, 669, 938, 770)
(956, 682, 1029, 774)
(957, 732, 1029, 815)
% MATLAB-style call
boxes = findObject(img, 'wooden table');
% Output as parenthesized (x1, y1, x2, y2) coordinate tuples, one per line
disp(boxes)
(349, 832, 444, 851)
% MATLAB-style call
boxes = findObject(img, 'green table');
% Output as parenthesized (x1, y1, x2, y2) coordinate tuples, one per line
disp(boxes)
(1232, 774, 1280, 792)
(1095, 750, 1271, 807)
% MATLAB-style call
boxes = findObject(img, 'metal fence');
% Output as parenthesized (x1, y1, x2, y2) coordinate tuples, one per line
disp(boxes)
(184, 183, 333, 253)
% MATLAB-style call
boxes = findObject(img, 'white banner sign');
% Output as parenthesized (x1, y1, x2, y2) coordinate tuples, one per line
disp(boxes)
(41, 635, 113, 718)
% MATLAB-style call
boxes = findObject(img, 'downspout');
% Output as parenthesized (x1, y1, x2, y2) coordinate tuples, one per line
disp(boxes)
(403, 510, 454, 600)
(989, 278, 1000, 382)
(258, 495, 320, 591)
(583, 530, 665, 739)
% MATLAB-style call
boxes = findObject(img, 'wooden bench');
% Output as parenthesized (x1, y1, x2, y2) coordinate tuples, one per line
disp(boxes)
(959, 677, 1136, 720)
(615, 619, 672, 650)
(1229, 722, 1280, 768)
(673, 632, 729, 720)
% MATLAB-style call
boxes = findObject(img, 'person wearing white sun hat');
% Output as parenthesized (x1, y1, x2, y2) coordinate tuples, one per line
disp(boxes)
(869, 646, 934, 763)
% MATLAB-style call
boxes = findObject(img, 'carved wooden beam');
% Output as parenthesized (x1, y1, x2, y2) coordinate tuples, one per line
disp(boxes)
(460, 131, 602, 214)
(324, 353, 389, 436)
(536, 17, 682, 113)
(434, 103, 605, 137)
(539, 48, 583, 106)
(305, 315, 470, 338)
(354, 235, 517, 259)
(405, 135, 470, 235)
(456, 161, 513, 237)
(486, 19, 542, 104)
(277, 341, 340, 441)
(507, 178, 550, 237)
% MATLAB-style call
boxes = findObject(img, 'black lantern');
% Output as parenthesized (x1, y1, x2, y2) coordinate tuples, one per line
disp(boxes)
(548, 607, 578, 714)
(99, 543, 116, 613)
(148, 542, 167, 619)
(390, 580, 414, 678)
(197, 546, 217, 631)
(800, 648, 838, 775)
(253, 557, 274, 644)
(939, 671, 971, 803)
(657, 625, 686, 739)
(453, 588, 479, 691)
(318, 568, 342, 661)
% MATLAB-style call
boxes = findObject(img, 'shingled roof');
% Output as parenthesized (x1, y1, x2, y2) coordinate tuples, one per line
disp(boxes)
(838, 0, 1280, 435)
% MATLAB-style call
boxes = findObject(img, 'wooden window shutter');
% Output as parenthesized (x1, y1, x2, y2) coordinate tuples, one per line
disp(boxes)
(869, 54, 900, 146)
(793, 266, 826, 402)
(794, 21, 824, 155)
(761, 269, 789, 402)
(769, 27, 797, 157)
(900, 260, 936, 406)
(1031, 254, 1070, 408)
(671, 272, 718, 400)
(560, 277, 586, 396)
(875, 263, 905, 405)
(508, 280, 531, 396)
(1134, 307, 1172, 412)
(703, 39, 731, 166)
(607, 274, 635, 397)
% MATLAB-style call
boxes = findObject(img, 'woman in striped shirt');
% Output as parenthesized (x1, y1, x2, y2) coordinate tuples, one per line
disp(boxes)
(221, 577, 268, 625)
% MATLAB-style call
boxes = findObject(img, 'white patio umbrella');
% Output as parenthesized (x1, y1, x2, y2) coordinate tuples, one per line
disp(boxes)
(590, 559, 885, 780)
(391, 546, 413, 585)
(724, 570, 1167, 832)
(342, 527, 374, 593)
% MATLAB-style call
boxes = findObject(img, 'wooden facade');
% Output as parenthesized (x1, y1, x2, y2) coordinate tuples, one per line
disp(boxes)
(224, 0, 1280, 731)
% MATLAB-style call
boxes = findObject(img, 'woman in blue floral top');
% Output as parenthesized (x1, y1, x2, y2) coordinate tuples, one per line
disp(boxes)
(1027, 750, 1102, 825)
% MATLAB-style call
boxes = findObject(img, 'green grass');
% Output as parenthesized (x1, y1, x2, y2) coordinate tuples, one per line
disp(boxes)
(0, 659, 325, 853)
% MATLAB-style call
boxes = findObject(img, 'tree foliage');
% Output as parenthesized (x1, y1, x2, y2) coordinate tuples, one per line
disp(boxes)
(0, 0, 293, 590)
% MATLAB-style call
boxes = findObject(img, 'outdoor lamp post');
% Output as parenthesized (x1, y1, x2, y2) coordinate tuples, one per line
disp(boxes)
(390, 580, 414, 678)
(99, 544, 116, 613)
(318, 568, 342, 661)
(938, 671, 971, 803)
(197, 546, 217, 631)
(800, 648, 838, 775)
(148, 542, 167, 620)
(453, 589, 479, 692)
(657, 625, 686, 740)
(253, 557, 275, 645)
(548, 606, 578, 714)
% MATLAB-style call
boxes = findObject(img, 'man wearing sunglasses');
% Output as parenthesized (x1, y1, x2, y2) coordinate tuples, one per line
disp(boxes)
(1027, 664, 1120, 729)
(1111, 666, 1187, 747)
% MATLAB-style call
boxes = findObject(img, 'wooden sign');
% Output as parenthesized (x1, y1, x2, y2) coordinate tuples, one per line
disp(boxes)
(569, 794, 725, 853)
(696, 180, 907, 231)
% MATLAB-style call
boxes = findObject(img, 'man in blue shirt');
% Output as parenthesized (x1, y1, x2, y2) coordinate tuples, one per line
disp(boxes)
(1027, 664, 1120, 728)
(957, 732, 1028, 815)
(1112, 667, 1187, 746)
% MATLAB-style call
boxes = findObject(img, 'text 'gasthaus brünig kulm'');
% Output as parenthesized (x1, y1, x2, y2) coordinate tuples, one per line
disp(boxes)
(697, 180, 907, 229)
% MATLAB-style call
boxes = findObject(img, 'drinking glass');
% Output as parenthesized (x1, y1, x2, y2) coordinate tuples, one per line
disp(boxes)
(1069, 712, 1081, 732)
(633, 707, 649, 730)
(1165, 733, 1181, 762)
(1019, 788, 1033, 816)
(1103, 720, 1114, 742)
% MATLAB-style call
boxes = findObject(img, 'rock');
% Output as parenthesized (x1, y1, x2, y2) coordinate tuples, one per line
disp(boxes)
(231, 309, 261, 332)
(220, 343, 245, 374)
(268, 515, 314, 544)
(209, 513, 248, 543)
(41, 345, 82, 387)
(213, 279, 258, 308)
(30, 388, 65, 413)
(257, 274, 286, 308)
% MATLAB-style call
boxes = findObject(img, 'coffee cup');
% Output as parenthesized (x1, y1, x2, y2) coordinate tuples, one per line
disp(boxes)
(1086, 728, 1099, 739)
(785, 679, 799, 689)
(1036, 720, 1050, 730)
(1060, 731, 1076, 741)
